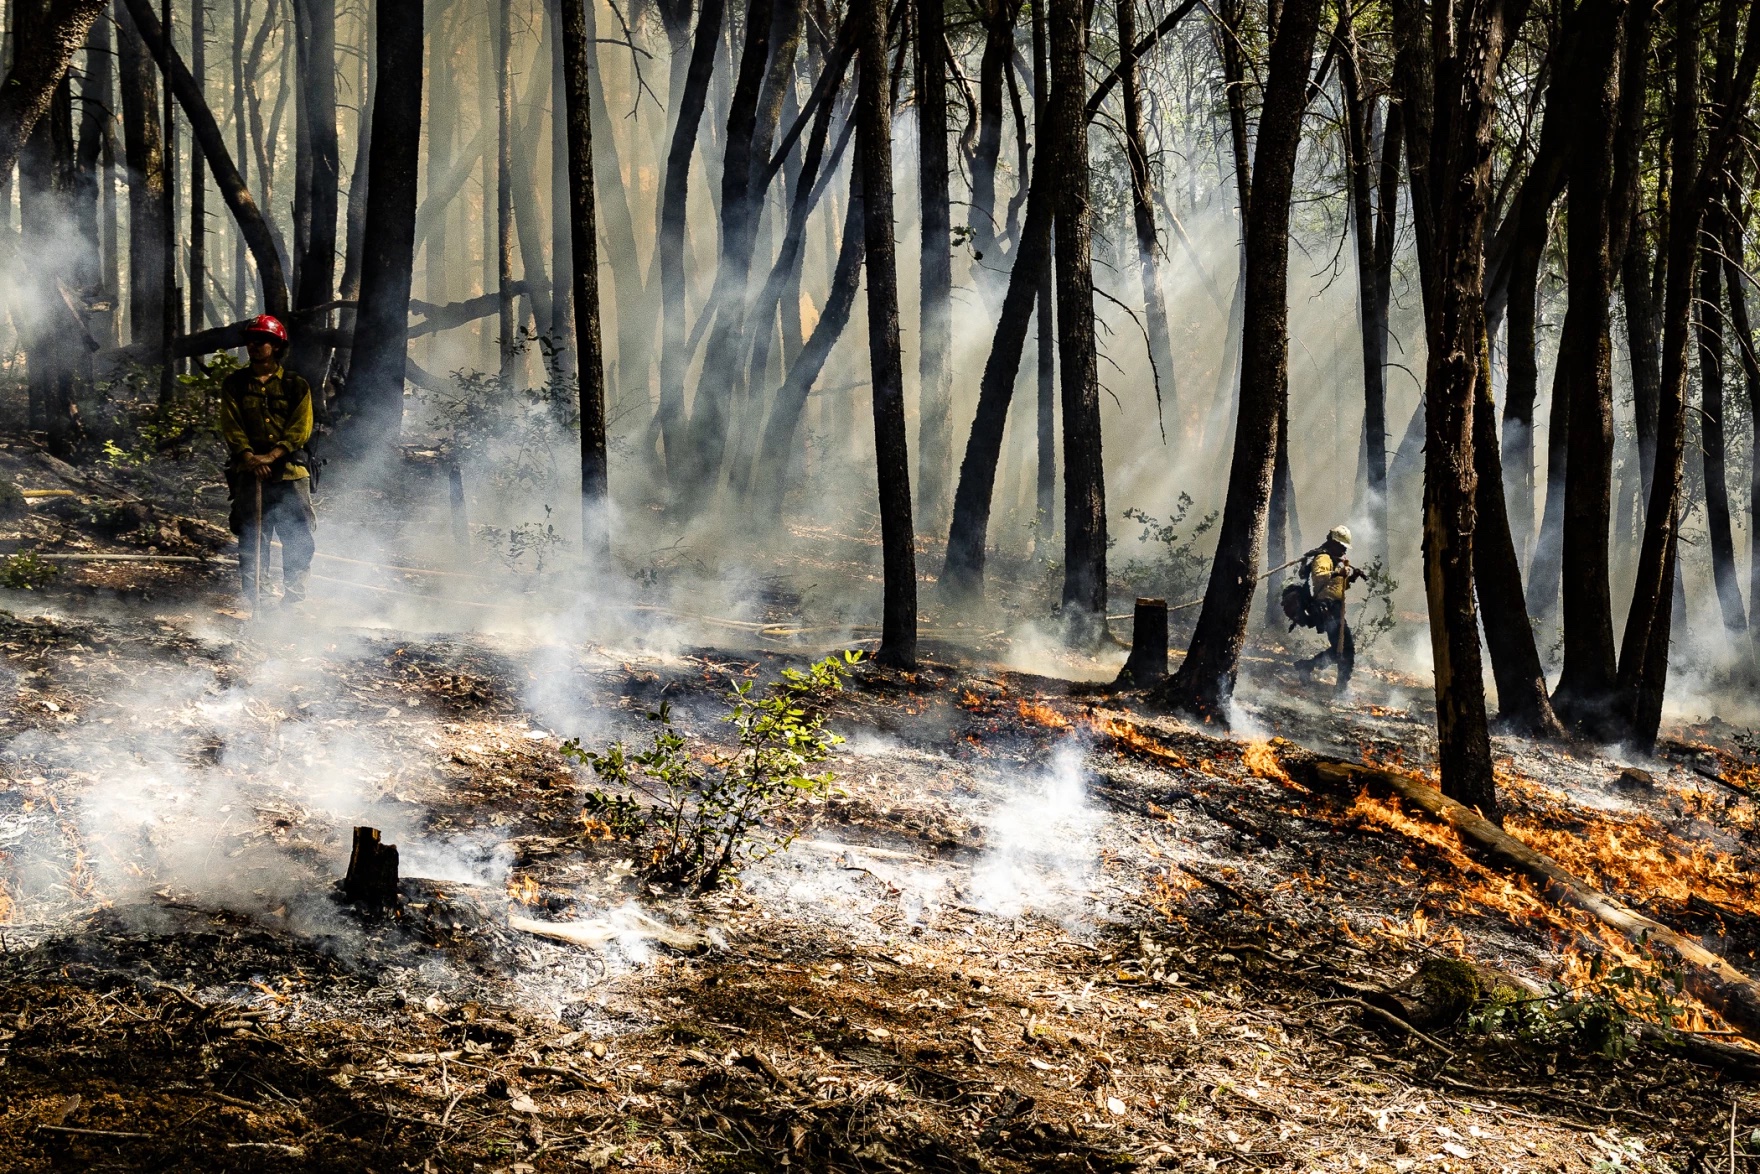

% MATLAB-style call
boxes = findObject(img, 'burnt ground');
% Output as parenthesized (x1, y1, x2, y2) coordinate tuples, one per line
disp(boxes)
(0, 437, 1756, 1170)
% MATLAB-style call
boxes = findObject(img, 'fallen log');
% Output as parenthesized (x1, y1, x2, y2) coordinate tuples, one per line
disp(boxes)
(1301, 757, 1760, 1040)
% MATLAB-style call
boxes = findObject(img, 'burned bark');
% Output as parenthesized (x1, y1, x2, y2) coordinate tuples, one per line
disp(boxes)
(1148, 0, 1324, 718)
(1698, 198, 1747, 634)
(1116, 0, 1177, 436)
(914, 0, 954, 528)
(857, 0, 917, 668)
(1051, 0, 1106, 642)
(1395, 0, 1534, 819)
(341, 0, 421, 453)
(117, 0, 168, 348)
(0, 0, 105, 182)
(288, 0, 339, 388)
(1550, 0, 1627, 732)
(559, 0, 610, 561)
(342, 826, 399, 909)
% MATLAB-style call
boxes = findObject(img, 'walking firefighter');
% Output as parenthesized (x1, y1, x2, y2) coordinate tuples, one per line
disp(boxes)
(1281, 525, 1366, 693)
(220, 314, 317, 609)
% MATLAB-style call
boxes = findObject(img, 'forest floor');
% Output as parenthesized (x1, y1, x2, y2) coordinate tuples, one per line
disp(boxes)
(0, 434, 1755, 1171)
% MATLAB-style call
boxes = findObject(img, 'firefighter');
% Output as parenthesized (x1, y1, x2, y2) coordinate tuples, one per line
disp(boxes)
(220, 315, 316, 607)
(1297, 525, 1365, 692)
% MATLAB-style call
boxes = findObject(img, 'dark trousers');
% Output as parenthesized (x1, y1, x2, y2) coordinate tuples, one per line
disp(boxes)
(1301, 598, 1355, 689)
(231, 478, 316, 599)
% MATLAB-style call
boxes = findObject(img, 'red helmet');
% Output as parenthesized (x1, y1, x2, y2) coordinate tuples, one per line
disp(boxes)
(243, 314, 288, 345)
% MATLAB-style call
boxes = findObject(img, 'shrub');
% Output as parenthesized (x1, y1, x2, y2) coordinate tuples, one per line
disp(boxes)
(0, 552, 58, 590)
(562, 652, 859, 892)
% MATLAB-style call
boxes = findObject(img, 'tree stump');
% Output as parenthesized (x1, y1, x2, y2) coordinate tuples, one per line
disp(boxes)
(343, 826, 400, 909)
(1112, 598, 1168, 688)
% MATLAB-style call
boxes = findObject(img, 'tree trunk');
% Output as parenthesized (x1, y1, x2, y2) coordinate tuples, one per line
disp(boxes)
(117, 0, 167, 348)
(73, 10, 107, 296)
(341, 0, 420, 453)
(558, 0, 609, 562)
(1395, 0, 1534, 819)
(1116, 0, 1176, 433)
(1473, 321, 1563, 736)
(1550, 0, 1626, 732)
(857, 0, 916, 667)
(1623, 211, 1663, 504)
(421, 0, 453, 306)
(1031, 0, 1055, 540)
(0, 0, 106, 181)
(656, 0, 726, 480)
(1699, 199, 1747, 634)
(288, 0, 338, 387)
(940, 76, 1059, 598)
(1149, 0, 1325, 717)
(1051, 0, 1105, 641)
(121, 0, 290, 315)
(914, 0, 953, 529)
(232, 0, 248, 314)
(189, 0, 206, 333)
(493, 0, 516, 387)
(548, 0, 575, 378)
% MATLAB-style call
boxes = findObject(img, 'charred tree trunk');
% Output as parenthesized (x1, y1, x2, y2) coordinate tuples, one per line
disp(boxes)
(1052, 0, 1105, 641)
(232, 0, 248, 313)
(858, 0, 916, 667)
(0, 0, 106, 181)
(1116, 0, 1176, 430)
(189, 0, 206, 333)
(341, 0, 420, 454)
(1624, 212, 1663, 504)
(559, 0, 609, 561)
(117, 0, 167, 348)
(335, 2, 373, 389)
(73, 11, 108, 296)
(493, 0, 516, 387)
(914, 0, 953, 528)
(548, 0, 575, 376)
(1473, 324, 1563, 736)
(1031, 0, 1055, 540)
(1395, 0, 1534, 819)
(1550, 0, 1626, 732)
(1149, 0, 1325, 717)
(656, 0, 726, 480)
(289, 0, 338, 388)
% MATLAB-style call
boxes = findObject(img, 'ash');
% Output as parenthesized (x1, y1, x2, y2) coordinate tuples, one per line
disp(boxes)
(0, 597, 1753, 1170)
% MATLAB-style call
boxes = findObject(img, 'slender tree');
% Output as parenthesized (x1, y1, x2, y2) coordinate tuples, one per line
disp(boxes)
(914, 0, 953, 528)
(1149, 0, 1325, 717)
(558, 0, 610, 561)
(857, 0, 917, 667)
(0, 0, 106, 181)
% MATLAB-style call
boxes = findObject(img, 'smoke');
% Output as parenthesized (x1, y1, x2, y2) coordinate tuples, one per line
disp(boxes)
(967, 742, 1107, 926)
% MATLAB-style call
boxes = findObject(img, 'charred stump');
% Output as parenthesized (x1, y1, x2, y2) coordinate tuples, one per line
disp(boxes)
(1113, 598, 1168, 688)
(343, 826, 400, 909)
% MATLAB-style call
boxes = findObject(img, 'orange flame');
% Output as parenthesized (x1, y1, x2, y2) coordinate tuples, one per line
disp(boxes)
(506, 874, 540, 906)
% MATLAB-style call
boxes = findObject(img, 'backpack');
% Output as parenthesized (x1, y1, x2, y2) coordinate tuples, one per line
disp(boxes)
(1280, 546, 1327, 631)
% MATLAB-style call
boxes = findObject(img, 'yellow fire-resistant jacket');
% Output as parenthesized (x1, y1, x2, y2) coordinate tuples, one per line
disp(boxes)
(220, 365, 314, 480)
(1309, 551, 1350, 604)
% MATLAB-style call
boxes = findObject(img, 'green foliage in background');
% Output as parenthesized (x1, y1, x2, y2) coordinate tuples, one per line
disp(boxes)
(101, 357, 235, 469)
(1119, 495, 1217, 605)
(562, 652, 858, 892)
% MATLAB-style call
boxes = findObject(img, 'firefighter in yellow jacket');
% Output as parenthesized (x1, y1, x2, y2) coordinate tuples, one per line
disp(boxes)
(1297, 525, 1365, 691)
(220, 315, 316, 606)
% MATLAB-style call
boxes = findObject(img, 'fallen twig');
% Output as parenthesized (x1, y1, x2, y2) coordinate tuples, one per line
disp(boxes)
(1310, 996, 1457, 1058)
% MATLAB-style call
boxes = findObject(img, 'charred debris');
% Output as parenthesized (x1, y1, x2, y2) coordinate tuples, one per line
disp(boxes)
(5, 0, 1760, 1168)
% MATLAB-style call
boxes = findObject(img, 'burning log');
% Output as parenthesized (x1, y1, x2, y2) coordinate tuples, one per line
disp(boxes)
(342, 826, 400, 909)
(1112, 598, 1168, 688)
(1302, 758, 1760, 1041)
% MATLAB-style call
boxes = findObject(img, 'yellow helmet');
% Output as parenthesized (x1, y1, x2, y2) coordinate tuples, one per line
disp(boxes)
(1328, 525, 1353, 548)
